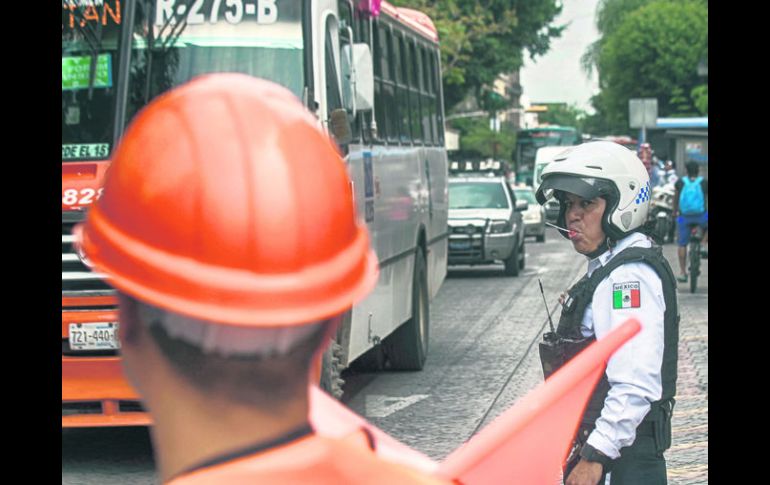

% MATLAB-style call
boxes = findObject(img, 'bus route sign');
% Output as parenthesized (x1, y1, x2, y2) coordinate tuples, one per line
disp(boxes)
(62, 54, 113, 91)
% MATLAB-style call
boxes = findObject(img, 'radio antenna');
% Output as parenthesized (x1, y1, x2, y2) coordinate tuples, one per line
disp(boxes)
(538, 278, 556, 334)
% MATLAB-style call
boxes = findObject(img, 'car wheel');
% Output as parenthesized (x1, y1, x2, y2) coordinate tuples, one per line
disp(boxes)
(537, 231, 545, 243)
(518, 237, 526, 269)
(503, 237, 520, 276)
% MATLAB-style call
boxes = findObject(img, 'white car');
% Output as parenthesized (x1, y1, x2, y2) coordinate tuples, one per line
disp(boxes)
(448, 175, 527, 276)
(514, 186, 546, 242)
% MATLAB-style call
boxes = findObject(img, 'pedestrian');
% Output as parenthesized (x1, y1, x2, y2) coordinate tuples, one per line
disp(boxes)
(637, 143, 652, 177)
(673, 161, 709, 281)
(535, 141, 679, 485)
(663, 160, 678, 186)
(649, 156, 662, 187)
(74, 74, 449, 485)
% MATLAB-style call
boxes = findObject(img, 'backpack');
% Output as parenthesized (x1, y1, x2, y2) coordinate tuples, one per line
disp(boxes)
(679, 176, 704, 214)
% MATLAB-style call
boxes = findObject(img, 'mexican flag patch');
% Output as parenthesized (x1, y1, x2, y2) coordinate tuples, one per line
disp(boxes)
(613, 282, 640, 309)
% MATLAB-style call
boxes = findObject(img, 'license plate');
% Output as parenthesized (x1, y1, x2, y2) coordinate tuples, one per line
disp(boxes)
(69, 322, 120, 351)
(450, 240, 471, 250)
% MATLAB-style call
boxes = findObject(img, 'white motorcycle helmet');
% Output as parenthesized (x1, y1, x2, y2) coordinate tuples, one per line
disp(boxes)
(535, 141, 650, 241)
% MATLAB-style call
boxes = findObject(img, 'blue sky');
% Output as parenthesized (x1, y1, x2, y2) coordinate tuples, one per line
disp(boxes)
(519, 0, 601, 113)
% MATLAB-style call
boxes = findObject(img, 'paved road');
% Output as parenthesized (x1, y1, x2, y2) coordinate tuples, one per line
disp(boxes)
(62, 228, 708, 484)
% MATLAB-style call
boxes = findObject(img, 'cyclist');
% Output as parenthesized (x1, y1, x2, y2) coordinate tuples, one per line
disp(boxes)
(672, 161, 708, 283)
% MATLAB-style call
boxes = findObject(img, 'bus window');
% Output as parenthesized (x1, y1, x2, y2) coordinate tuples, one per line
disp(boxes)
(354, 10, 373, 144)
(429, 51, 441, 144)
(374, 22, 390, 142)
(398, 33, 412, 144)
(62, 0, 122, 159)
(338, 2, 359, 142)
(408, 41, 422, 144)
(434, 51, 445, 145)
(389, 29, 404, 143)
(124, 0, 304, 128)
(325, 19, 343, 116)
(421, 46, 434, 146)
(382, 25, 399, 143)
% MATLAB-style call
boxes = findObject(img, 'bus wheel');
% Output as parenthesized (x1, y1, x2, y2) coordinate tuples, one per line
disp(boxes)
(385, 249, 429, 370)
(320, 339, 345, 399)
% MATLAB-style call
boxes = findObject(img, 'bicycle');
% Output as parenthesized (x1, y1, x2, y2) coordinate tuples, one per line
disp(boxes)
(687, 225, 704, 293)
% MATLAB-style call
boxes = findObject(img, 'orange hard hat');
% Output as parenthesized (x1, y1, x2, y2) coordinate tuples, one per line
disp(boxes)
(75, 73, 379, 327)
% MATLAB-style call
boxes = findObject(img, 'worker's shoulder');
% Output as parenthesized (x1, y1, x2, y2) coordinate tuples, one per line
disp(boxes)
(168, 433, 449, 485)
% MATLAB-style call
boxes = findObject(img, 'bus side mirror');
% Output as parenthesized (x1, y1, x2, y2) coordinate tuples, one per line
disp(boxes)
(341, 43, 375, 115)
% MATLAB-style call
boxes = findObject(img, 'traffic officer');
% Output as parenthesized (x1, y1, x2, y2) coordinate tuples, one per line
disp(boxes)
(535, 142, 679, 485)
(75, 74, 450, 484)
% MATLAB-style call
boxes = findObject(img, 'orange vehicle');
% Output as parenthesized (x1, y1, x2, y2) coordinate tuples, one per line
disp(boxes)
(63, 0, 450, 427)
(62, 0, 145, 426)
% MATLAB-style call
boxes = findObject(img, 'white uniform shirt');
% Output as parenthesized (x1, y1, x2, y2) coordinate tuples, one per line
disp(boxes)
(580, 232, 666, 459)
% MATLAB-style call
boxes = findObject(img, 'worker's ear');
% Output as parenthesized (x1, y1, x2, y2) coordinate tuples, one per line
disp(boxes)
(116, 293, 142, 346)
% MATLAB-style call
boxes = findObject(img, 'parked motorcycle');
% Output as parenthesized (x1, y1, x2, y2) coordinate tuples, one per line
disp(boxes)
(648, 184, 676, 244)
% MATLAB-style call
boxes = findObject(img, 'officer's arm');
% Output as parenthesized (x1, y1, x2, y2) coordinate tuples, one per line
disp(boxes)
(585, 264, 665, 459)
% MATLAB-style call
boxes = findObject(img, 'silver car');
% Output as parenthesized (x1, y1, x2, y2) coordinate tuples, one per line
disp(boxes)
(448, 176, 527, 276)
(514, 186, 546, 242)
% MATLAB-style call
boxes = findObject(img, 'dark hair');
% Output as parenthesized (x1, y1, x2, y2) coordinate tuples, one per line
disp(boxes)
(121, 295, 332, 408)
(147, 319, 331, 408)
(686, 161, 700, 176)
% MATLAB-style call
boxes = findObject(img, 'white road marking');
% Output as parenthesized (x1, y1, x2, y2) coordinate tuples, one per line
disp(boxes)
(365, 394, 430, 418)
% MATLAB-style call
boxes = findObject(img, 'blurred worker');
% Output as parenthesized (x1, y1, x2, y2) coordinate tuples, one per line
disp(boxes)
(536, 142, 679, 485)
(75, 74, 449, 485)
(673, 161, 709, 281)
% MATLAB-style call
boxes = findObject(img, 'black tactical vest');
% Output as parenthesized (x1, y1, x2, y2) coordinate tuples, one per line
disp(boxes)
(544, 245, 679, 428)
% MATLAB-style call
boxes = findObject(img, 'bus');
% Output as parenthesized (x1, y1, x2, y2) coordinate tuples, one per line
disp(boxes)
(512, 126, 580, 185)
(62, 0, 448, 426)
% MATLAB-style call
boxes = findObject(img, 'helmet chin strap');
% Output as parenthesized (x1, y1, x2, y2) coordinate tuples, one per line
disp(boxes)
(585, 236, 615, 260)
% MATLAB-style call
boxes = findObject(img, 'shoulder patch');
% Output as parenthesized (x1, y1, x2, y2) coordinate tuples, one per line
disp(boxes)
(612, 281, 640, 309)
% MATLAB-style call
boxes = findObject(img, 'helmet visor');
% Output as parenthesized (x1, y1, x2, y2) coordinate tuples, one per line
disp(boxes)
(536, 174, 608, 204)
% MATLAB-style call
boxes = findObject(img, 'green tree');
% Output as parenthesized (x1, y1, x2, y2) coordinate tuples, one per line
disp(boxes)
(580, 0, 653, 79)
(450, 117, 516, 162)
(392, 0, 565, 111)
(582, 0, 707, 132)
(536, 103, 588, 132)
(691, 84, 708, 115)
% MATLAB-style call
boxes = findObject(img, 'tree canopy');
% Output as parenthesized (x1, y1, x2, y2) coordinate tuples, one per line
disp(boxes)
(582, 0, 708, 134)
(391, 0, 566, 111)
(536, 103, 588, 132)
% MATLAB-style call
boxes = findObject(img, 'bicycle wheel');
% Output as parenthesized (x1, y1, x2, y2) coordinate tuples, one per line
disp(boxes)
(689, 241, 700, 293)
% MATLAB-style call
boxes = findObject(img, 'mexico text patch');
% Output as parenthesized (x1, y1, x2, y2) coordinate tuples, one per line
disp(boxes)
(612, 282, 640, 309)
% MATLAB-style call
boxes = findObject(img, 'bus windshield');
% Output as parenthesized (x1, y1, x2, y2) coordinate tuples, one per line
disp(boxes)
(514, 127, 579, 174)
(125, 0, 304, 124)
(62, 0, 124, 161)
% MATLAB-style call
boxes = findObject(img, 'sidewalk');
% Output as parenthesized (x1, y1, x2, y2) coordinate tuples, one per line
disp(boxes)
(660, 242, 708, 484)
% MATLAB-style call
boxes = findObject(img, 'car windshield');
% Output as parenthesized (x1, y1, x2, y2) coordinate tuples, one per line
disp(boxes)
(449, 182, 510, 209)
(514, 189, 537, 204)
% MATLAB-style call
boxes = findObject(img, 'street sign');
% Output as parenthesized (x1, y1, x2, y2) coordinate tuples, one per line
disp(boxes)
(628, 98, 658, 129)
